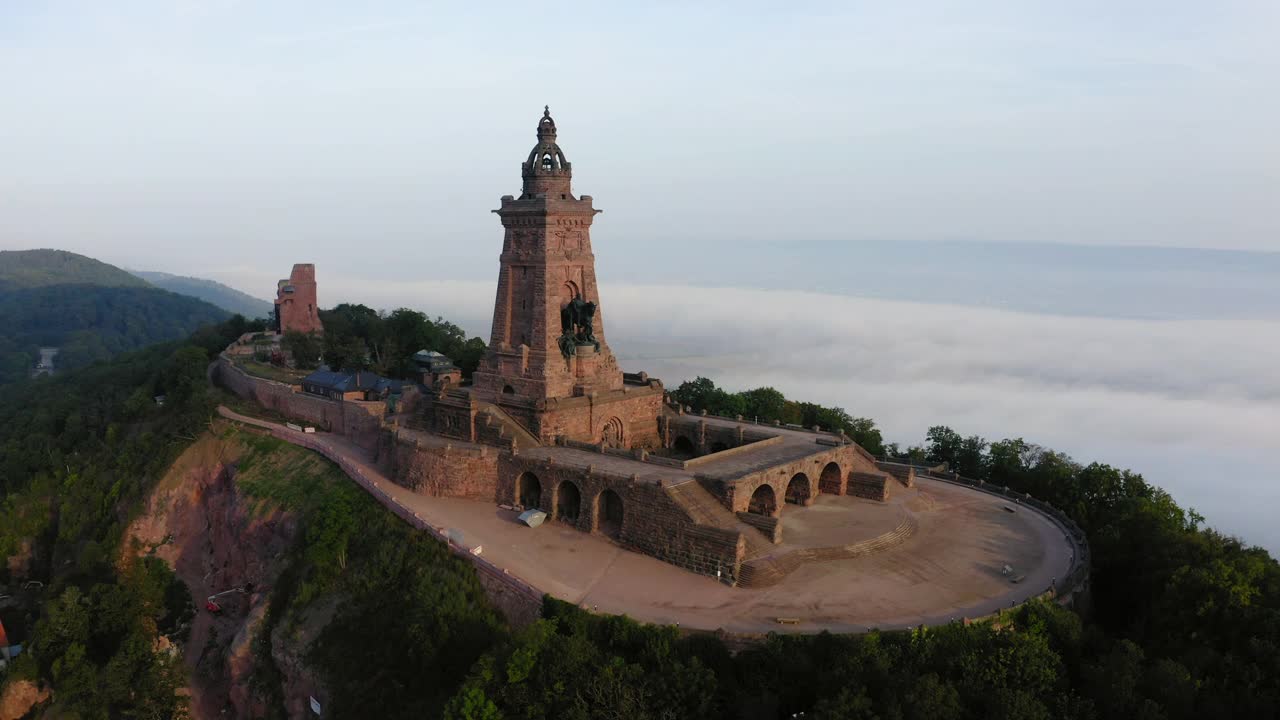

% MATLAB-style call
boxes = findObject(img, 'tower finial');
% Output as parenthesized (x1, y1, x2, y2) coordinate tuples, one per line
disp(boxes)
(544, 104, 550, 118)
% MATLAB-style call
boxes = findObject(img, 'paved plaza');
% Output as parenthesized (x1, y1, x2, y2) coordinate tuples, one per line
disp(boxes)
(223, 408, 1074, 633)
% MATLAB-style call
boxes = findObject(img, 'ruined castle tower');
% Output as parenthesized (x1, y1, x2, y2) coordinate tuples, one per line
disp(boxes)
(274, 263, 323, 334)
(472, 107, 625, 407)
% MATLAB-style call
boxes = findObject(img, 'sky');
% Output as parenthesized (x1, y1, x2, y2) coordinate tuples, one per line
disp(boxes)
(1, 2, 1278, 547)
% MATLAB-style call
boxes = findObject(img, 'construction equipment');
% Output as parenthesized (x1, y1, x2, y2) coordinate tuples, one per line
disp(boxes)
(205, 584, 251, 614)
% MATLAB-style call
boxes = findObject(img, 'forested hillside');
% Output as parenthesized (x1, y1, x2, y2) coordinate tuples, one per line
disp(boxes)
(0, 249, 149, 291)
(0, 315, 255, 716)
(0, 251, 229, 385)
(0, 322, 1276, 718)
(132, 270, 273, 319)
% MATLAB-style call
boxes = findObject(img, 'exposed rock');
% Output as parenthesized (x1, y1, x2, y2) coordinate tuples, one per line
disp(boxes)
(125, 430, 316, 720)
(0, 679, 51, 720)
(5, 538, 33, 578)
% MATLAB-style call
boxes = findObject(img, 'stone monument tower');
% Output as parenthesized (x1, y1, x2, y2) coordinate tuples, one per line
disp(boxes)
(473, 107, 625, 407)
(274, 263, 323, 335)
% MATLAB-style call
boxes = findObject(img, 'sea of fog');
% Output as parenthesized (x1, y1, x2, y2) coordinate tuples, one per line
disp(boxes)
(204, 240, 1280, 553)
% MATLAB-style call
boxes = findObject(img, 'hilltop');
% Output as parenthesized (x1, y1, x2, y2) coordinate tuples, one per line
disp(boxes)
(132, 270, 273, 319)
(0, 250, 229, 385)
(0, 249, 150, 292)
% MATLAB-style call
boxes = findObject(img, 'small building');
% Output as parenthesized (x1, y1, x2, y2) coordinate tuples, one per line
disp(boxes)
(412, 350, 462, 390)
(301, 369, 401, 402)
(302, 366, 381, 399)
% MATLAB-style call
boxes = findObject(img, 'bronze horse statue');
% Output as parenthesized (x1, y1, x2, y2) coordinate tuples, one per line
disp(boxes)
(558, 294, 599, 357)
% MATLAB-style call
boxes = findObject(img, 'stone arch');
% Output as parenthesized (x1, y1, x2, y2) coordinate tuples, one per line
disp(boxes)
(562, 280, 581, 306)
(786, 473, 812, 505)
(556, 480, 582, 522)
(601, 416, 625, 449)
(518, 472, 542, 509)
(672, 435, 695, 457)
(819, 461, 843, 495)
(710, 441, 729, 453)
(502, 384, 515, 395)
(597, 489, 624, 538)
(748, 484, 778, 517)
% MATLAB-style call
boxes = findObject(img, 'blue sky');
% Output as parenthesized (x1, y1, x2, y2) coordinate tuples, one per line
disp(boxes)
(1, 2, 1278, 549)
(2, 1, 1278, 268)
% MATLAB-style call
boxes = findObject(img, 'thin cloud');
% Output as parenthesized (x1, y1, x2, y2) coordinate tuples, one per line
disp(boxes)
(299, 274, 1280, 551)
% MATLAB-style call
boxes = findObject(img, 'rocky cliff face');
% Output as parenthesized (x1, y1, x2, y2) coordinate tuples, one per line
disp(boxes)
(0, 680, 51, 720)
(126, 431, 319, 719)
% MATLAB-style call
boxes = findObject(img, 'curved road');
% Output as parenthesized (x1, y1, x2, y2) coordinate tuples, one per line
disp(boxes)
(217, 407, 1077, 633)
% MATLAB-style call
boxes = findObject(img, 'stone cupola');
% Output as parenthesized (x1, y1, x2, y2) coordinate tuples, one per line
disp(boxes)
(522, 106, 572, 198)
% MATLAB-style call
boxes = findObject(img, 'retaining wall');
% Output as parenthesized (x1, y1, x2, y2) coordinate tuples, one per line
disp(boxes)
(376, 429, 500, 501)
(225, 414, 544, 629)
(215, 355, 383, 444)
(498, 454, 745, 584)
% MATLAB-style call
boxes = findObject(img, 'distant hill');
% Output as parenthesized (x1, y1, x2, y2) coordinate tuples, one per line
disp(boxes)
(0, 250, 230, 385)
(132, 270, 273, 319)
(0, 249, 151, 291)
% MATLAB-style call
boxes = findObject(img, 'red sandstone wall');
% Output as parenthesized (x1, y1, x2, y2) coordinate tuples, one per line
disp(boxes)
(535, 389, 663, 448)
(277, 264, 323, 335)
(215, 357, 374, 438)
(666, 417, 779, 457)
(245, 423, 543, 629)
(498, 454, 744, 583)
(721, 443, 889, 514)
(377, 431, 500, 501)
(343, 403, 384, 452)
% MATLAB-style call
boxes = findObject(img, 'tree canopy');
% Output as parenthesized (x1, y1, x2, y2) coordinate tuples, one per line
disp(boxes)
(2, 315, 1278, 718)
(669, 376, 886, 455)
(316, 304, 486, 378)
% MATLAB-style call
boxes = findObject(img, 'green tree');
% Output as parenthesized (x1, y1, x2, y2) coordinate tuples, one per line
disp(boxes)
(282, 330, 323, 369)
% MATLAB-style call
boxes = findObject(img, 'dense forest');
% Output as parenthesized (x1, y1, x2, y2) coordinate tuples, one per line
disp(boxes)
(0, 249, 150, 292)
(664, 377, 1280, 719)
(0, 314, 259, 715)
(283, 302, 487, 378)
(0, 251, 231, 386)
(0, 284, 230, 386)
(0, 326, 1277, 718)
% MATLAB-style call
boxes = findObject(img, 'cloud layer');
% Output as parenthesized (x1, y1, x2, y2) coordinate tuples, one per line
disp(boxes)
(239, 271, 1279, 551)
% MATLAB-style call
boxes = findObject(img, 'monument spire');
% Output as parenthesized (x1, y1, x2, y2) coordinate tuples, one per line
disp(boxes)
(472, 108, 623, 426)
(524, 105, 569, 197)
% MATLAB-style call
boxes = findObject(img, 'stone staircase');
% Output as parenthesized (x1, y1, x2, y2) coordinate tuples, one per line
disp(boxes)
(665, 481, 775, 560)
(736, 511, 920, 588)
(475, 403, 542, 449)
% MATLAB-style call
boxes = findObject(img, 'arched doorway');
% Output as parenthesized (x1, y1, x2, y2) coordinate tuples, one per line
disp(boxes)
(672, 435, 695, 458)
(518, 472, 542, 509)
(557, 480, 582, 522)
(819, 462, 842, 495)
(502, 384, 515, 395)
(786, 473, 812, 505)
(748, 484, 777, 517)
(598, 489, 623, 538)
(601, 417, 625, 449)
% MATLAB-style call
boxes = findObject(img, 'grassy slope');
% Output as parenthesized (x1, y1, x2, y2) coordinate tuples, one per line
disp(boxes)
(212, 425, 505, 718)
